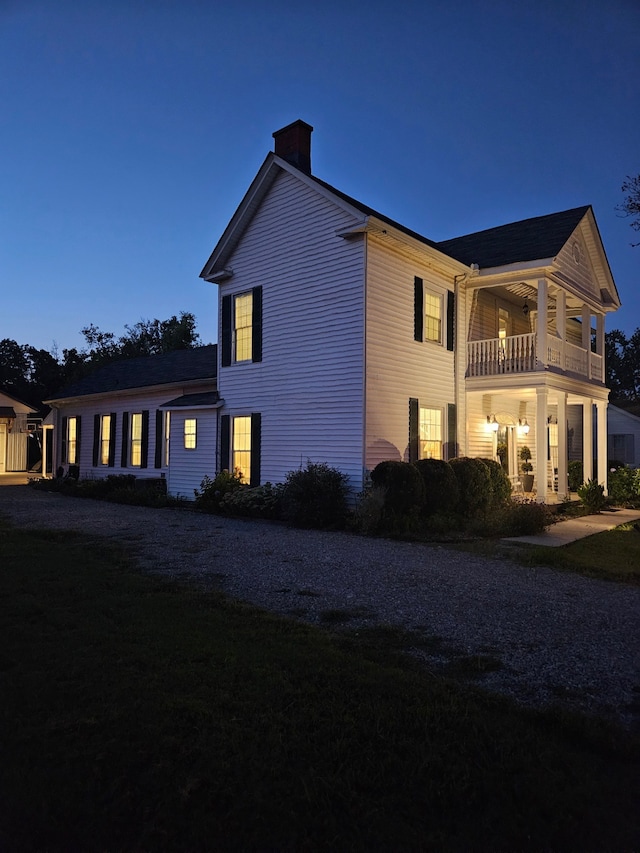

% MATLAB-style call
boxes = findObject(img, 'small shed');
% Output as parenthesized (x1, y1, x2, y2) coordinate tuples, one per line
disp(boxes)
(0, 390, 39, 473)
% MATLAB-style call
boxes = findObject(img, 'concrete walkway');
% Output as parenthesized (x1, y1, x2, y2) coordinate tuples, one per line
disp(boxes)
(503, 507, 640, 547)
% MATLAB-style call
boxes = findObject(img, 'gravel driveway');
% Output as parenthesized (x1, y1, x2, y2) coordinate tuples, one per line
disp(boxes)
(2, 485, 638, 729)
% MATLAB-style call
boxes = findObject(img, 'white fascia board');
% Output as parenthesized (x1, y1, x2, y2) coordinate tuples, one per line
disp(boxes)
(158, 400, 224, 412)
(365, 216, 469, 278)
(200, 154, 279, 281)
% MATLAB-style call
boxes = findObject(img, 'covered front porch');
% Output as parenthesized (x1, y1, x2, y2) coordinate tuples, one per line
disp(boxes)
(464, 378, 609, 503)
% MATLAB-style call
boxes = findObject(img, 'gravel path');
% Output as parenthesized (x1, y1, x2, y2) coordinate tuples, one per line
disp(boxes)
(2, 486, 638, 729)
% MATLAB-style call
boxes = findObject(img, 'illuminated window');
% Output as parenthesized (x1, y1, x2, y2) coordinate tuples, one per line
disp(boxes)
(67, 417, 77, 465)
(234, 292, 253, 362)
(419, 407, 442, 459)
(164, 411, 171, 467)
(100, 415, 111, 465)
(184, 418, 197, 450)
(424, 291, 442, 343)
(232, 416, 252, 483)
(130, 413, 142, 467)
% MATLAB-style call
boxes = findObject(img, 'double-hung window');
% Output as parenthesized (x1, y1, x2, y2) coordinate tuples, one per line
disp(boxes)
(164, 411, 171, 466)
(67, 417, 77, 464)
(423, 291, 442, 343)
(234, 292, 253, 362)
(130, 413, 143, 467)
(419, 407, 442, 460)
(221, 286, 263, 366)
(414, 277, 452, 348)
(232, 415, 252, 483)
(100, 415, 111, 465)
(184, 418, 197, 450)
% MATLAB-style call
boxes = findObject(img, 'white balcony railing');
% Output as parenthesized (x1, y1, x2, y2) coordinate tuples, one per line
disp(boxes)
(467, 333, 603, 381)
(467, 333, 536, 377)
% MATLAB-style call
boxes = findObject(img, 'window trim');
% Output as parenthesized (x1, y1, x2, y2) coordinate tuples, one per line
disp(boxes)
(130, 412, 143, 467)
(67, 416, 77, 465)
(423, 289, 443, 344)
(164, 411, 171, 467)
(419, 405, 443, 460)
(184, 418, 197, 450)
(233, 291, 254, 363)
(100, 414, 111, 466)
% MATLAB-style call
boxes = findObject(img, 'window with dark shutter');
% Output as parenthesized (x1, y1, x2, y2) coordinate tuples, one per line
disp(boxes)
(121, 412, 130, 467)
(154, 410, 163, 468)
(446, 403, 457, 460)
(108, 413, 117, 467)
(409, 398, 419, 463)
(61, 417, 68, 464)
(414, 277, 423, 342)
(92, 414, 100, 467)
(220, 414, 230, 471)
(250, 412, 261, 486)
(76, 416, 82, 466)
(140, 410, 149, 469)
(252, 286, 263, 363)
(221, 295, 232, 367)
(447, 291, 455, 352)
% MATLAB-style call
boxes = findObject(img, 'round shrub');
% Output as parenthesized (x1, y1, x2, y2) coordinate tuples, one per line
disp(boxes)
(448, 457, 492, 518)
(281, 461, 350, 529)
(478, 458, 512, 509)
(370, 460, 425, 518)
(413, 459, 459, 516)
(608, 465, 640, 506)
(568, 460, 583, 492)
(194, 470, 244, 512)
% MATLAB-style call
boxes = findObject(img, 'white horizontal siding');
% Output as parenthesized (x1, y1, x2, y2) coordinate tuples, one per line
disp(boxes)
(365, 235, 456, 470)
(52, 383, 216, 492)
(218, 170, 366, 487)
(167, 410, 217, 499)
(554, 225, 599, 302)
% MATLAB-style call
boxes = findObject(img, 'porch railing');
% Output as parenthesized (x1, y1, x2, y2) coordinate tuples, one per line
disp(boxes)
(467, 333, 604, 381)
(467, 333, 536, 377)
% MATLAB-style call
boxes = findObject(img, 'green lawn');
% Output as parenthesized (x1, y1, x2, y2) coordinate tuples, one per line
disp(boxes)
(1, 519, 638, 852)
(517, 522, 640, 584)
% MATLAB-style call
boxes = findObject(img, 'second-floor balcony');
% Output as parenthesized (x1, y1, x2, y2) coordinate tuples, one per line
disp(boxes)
(467, 333, 603, 383)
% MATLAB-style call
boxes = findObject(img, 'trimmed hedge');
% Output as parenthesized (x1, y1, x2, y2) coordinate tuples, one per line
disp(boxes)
(370, 460, 425, 518)
(413, 459, 459, 517)
(449, 457, 492, 518)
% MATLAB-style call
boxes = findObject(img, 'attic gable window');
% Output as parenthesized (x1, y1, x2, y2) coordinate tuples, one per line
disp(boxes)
(221, 287, 263, 367)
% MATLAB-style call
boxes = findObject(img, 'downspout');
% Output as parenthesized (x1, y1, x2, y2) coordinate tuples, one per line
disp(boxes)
(362, 230, 368, 493)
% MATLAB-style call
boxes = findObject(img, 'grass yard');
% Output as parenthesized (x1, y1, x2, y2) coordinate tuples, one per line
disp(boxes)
(1, 519, 639, 852)
(517, 522, 640, 584)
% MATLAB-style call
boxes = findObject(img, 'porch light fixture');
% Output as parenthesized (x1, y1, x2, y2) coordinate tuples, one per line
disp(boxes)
(518, 418, 530, 435)
(486, 414, 499, 432)
(522, 298, 529, 317)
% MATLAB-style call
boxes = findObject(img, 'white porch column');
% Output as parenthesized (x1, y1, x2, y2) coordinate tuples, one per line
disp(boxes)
(581, 304, 592, 379)
(596, 400, 608, 493)
(535, 387, 548, 502)
(557, 391, 568, 499)
(536, 278, 548, 369)
(596, 313, 605, 356)
(556, 289, 566, 341)
(583, 399, 593, 482)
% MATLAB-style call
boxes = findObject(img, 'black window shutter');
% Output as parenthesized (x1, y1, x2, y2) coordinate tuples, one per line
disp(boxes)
(154, 410, 163, 469)
(93, 414, 100, 467)
(446, 291, 455, 352)
(414, 277, 423, 342)
(250, 412, 261, 487)
(108, 413, 117, 467)
(76, 416, 82, 464)
(121, 412, 129, 468)
(409, 398, 419, 463)
(221, 295, 232, 367)
(252, 286, 263, 363)
(140, 410, 149, 469)
(61, 417, 68, 464)
(220, 414, 230, 472)
(447, 403, 457, 460)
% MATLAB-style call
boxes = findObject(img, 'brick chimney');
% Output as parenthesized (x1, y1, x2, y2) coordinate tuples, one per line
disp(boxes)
(272, 119, 313, 174)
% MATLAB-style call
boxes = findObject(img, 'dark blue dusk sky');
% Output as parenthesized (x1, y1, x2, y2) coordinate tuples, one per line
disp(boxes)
(2, 0, 639, 354)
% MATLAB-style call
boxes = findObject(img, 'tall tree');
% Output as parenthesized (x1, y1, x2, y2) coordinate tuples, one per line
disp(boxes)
(617, 174, 640, 246)
(606, 327, 640, 406)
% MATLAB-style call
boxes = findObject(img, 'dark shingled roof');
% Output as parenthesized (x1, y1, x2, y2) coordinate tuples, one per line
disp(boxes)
(49, 345, 217, 400)
(160, 391, 221, 408)
(437, 205, 591, 268)
(308, 173, 443, 252)
(0, 406, 17, 418)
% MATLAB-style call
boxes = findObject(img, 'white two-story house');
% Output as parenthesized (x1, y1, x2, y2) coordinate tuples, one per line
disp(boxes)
(201, 120, 620, 502)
